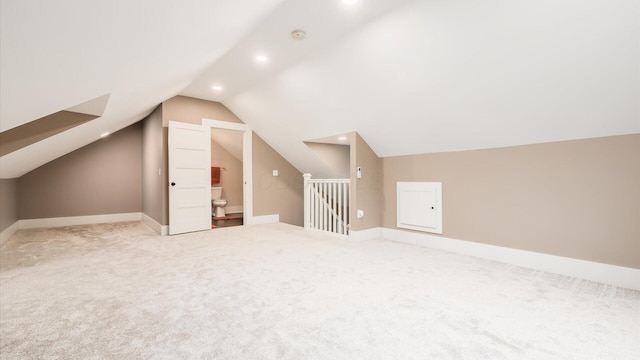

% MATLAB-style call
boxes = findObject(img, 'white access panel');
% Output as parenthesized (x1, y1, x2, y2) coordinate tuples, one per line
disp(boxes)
(397, 182, 442, 234)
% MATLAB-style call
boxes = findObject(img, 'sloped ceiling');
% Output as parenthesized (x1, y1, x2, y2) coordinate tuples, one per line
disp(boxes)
(0, 0, 284, 178)
(2, 0, 639, 179)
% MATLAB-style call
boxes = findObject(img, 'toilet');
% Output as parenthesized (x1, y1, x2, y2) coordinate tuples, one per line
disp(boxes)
(211, 187, 228, 218)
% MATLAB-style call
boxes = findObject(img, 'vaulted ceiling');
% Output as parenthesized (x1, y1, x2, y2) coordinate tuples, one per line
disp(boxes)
(2, 0, 638, 179)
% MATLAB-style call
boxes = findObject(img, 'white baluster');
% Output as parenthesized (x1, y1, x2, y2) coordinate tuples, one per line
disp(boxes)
(303, 174, 311, 229)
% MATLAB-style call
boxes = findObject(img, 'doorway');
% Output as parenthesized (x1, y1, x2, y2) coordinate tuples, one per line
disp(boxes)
(210, 127, 244, 228)
(203, 118, 253, 227)
(168, 119, 252, 235)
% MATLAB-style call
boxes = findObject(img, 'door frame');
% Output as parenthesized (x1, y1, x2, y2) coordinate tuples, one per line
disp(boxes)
(202, 118, 253, 225)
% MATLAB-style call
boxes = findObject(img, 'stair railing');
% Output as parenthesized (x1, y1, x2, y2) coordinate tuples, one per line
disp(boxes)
(303, 173, 350, 235)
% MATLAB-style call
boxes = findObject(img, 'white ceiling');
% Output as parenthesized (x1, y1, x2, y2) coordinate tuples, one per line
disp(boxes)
(0, 0, 284, 178)
(2, 0, 639, 179)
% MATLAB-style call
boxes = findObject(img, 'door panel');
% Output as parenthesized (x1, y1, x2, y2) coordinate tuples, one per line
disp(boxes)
(399, 190, 437, 228)
(169, 121, 211, 235)
(397, 182, 443, 234)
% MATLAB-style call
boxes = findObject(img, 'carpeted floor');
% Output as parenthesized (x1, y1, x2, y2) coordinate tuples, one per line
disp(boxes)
(1, 221, 638, 359)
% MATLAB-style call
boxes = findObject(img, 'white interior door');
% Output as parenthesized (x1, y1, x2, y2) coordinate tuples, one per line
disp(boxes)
(168, 121, 211, 235)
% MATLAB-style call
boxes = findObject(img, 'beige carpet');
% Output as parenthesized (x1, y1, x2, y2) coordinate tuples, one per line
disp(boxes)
(1, 221, 638, 359)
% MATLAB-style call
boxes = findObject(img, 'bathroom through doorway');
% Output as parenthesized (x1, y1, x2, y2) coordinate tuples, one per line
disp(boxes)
(202, 118, 253, 229)
(210, 127, 243, 228)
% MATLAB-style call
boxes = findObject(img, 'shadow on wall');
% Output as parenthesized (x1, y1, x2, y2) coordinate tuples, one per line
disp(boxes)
(253, 133, 303, 226)
(304, 142, 350, 179)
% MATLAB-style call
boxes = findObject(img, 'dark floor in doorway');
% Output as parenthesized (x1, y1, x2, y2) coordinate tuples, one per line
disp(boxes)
(212, 214, 243, 228)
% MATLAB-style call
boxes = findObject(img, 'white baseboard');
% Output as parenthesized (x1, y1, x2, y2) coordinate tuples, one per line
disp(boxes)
(19, 213, 142, 230)
(382, 228, 640, 291)
(0, 221, 19, 248)
(248, 214, 279, 225)
(304, 227, 349, 239)
(225, 205, 243, 214)
(141, 213, 168, 235)
(349, 227, 383, 241)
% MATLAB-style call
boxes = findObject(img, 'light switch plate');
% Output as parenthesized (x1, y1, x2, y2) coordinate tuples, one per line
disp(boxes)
(272, 170, 279, 176)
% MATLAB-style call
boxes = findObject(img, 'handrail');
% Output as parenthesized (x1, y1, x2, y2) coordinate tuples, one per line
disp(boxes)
(307, 178, 351, 183)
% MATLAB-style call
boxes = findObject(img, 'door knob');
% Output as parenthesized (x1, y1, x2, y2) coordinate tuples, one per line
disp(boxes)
(171, 182, 176, 186)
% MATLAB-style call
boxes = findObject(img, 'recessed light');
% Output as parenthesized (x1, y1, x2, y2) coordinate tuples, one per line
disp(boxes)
(291, 29, 306, 40)
(212, 85, 223, 91)
(256, 55, 268, 62)
(342, 0, 358, 4)
(100, 132, 110, 138)
(338, 136, 347, 141)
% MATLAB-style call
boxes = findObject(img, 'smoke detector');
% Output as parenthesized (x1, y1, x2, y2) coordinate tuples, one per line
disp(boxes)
(291, 29, 306, 40)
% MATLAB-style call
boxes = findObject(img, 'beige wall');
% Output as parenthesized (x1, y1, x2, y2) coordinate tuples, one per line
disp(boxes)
(162, 96, 243, 126)
(18, 123, 142, 219)
(0, 178, 18, 234)
(0, 111, 97, 157)
(211, 138, 243, 211)
(253, 133, 303, 226)
(162, 95, 303, 226)
(142, 106, 165, 225)
(382, 134, 640, 269)
(350, 132, 383, 231)
(305, 142, 350, 178)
